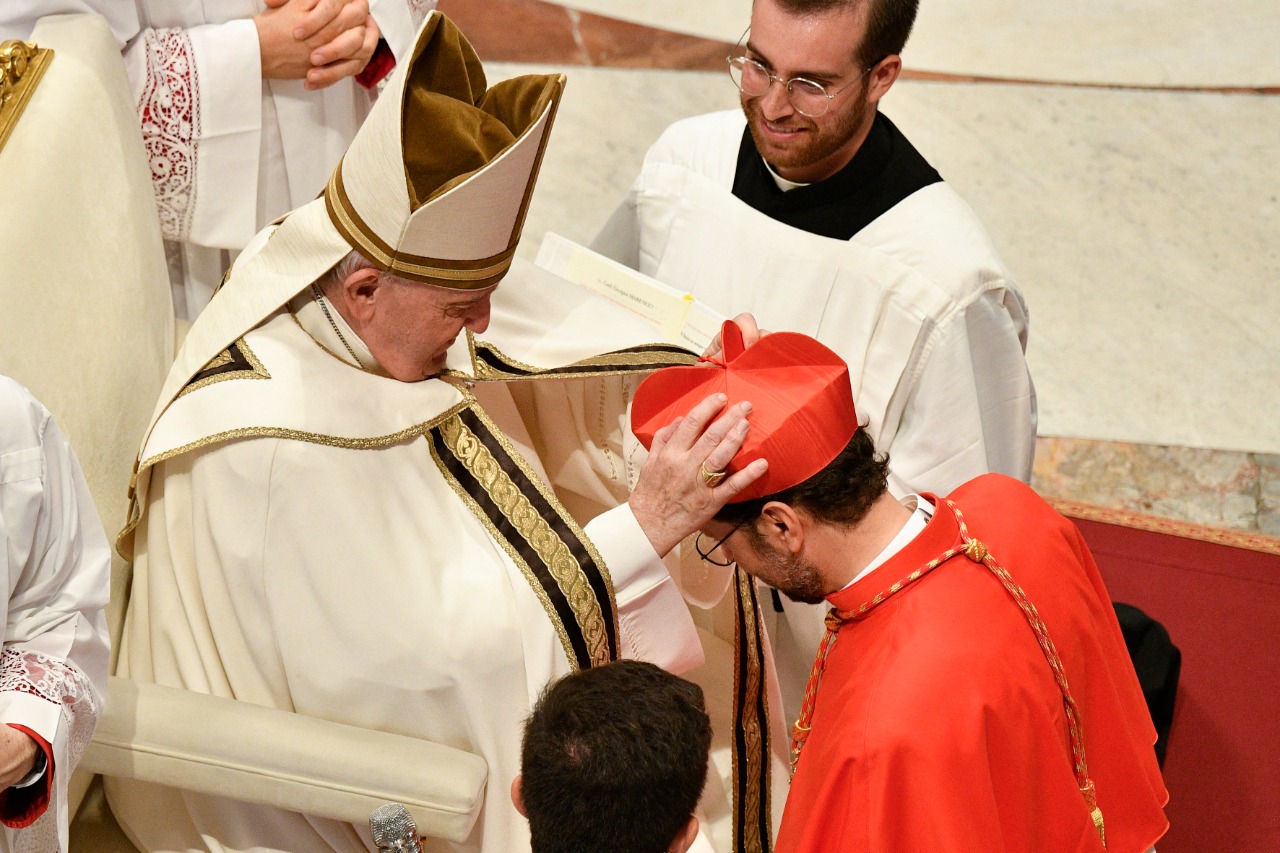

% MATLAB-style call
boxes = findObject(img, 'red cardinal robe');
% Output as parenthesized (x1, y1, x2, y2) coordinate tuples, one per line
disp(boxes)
(777, 474, 1169, 853)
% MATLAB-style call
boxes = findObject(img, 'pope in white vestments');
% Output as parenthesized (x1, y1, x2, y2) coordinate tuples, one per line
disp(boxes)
(106, 14, 767, 853)
(0, 377, 110, 853)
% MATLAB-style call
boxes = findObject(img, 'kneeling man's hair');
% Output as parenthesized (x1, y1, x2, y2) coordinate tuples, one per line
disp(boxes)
(520, 660, 712, 853)
(716, 426, 889, 530)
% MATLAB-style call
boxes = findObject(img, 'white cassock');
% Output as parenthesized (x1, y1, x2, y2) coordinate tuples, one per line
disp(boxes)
(0, 377, 110, 853)
(0, 0, 430, 320)
(105, 270, 712, 853)
(591, 109, 1038, 728)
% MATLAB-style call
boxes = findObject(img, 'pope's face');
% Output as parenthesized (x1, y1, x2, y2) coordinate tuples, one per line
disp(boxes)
(374, 279, 496, 381)
(741, 0, 875, 184)
(701, 519, 829, 605)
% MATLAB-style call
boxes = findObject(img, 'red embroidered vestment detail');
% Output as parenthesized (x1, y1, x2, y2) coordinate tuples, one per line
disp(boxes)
(137, 28, 201, 242)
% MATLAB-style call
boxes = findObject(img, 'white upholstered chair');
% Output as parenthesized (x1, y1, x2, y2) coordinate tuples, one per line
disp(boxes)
(0, 14, 486, 850)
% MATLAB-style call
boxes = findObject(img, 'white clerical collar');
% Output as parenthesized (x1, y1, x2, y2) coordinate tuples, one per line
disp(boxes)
(837, 494, 935, 592)
(763, 157, 811, 192)
(288, 287, 386, 376)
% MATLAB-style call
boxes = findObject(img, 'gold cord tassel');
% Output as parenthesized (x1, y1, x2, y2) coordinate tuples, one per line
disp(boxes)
(1091, 806, 1106, 848)
(1081, 781, 1106, 849)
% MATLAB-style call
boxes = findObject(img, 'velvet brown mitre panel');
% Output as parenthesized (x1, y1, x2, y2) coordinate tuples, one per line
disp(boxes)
(401, 15, 562, 209)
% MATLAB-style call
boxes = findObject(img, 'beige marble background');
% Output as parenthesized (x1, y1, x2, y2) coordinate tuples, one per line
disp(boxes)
(557, 0, 1280, 87)
(882, 83, 1280, 454)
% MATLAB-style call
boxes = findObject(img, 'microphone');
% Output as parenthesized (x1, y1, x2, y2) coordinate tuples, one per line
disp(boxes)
(370, 803, 424, 853)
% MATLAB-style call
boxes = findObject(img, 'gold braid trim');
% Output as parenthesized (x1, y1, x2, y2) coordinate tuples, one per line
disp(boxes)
(432, 405, 618, 670)
(460, 335, 699, 382)
(118, 399, 472, 555)
(177, 338, 271, 397)
(732, 567, 772, 853)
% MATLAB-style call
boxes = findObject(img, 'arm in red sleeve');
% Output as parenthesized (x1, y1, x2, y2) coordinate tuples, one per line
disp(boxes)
(0, 724, 53, 828)
(356, 38, 395, 88)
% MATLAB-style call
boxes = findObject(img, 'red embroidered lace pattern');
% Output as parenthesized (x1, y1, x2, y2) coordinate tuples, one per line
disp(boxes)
(0, 648, 101, 761)
(1, 648, 101, 850)
(138, 28, 201, 242)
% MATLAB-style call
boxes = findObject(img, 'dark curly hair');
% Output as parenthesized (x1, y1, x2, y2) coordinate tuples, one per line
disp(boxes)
(716, 426, 890, 529)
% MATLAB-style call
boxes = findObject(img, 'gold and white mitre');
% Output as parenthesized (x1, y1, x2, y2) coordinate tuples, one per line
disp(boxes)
(144, 10, 565, 430)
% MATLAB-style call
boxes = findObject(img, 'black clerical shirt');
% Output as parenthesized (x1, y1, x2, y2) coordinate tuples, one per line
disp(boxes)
(731, 112, 941, 241)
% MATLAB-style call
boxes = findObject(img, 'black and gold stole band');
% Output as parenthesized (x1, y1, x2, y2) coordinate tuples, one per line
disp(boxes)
(429, 404, 619, 670)
(733, 567, 773, 853)
(465, 338, 700, 382)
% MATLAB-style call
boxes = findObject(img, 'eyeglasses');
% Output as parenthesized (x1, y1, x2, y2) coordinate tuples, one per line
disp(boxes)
(694, 518, 750, 567)
(725, 30, 881, 118)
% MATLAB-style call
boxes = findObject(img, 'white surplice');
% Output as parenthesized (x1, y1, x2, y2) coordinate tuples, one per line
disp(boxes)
(0, 377, 110, 853)
(0, 1, 429, 319)
(592, 108, 1038, 728)
(125, 0, 431, 319)
(105, 270, 709, 853)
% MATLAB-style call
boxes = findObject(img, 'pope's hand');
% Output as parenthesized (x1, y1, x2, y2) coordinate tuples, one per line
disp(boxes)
(702, 312, 766, 361)
(629, 393, 768, 557)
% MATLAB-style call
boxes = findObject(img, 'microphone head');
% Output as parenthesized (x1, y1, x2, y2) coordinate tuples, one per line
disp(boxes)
(370, 803, 419, 850)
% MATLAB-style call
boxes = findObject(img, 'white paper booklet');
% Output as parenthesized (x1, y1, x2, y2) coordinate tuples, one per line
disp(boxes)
(535, 232, 724, 353)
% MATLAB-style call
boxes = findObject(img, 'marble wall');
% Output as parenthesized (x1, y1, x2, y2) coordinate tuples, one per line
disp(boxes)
(1034, 438, 1280, 535)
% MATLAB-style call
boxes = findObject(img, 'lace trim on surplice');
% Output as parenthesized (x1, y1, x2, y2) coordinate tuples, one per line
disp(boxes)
(137, 27, 201, 242)
(0, 648, 102, 774)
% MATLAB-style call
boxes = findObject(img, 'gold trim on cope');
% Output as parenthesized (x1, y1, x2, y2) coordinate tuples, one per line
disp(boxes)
(0, 41, 53, 155)
(119, 401, 473, 553)
(431, 404, 618, 670)
(178, 339, 271, 397)
(733, 567, 772, 853)
(462, 336, 699, 382)
(427, 418, 578, 667)
(138, 408, 466, 474)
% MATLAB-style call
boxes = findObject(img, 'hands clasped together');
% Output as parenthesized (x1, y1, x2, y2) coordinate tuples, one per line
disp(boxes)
(254, 0, 383, 90)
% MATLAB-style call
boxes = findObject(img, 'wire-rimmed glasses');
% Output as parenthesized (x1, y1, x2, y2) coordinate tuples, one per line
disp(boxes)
(725, 29, 881, 118)
(694, 517, 750, 567)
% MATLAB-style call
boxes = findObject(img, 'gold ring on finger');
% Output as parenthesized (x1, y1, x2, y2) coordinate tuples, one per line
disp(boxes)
(699, 463, 727, 488)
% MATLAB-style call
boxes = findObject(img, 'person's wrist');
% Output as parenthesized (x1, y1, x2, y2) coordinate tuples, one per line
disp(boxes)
(252, 12, 274, 75)
(629, 497, 681, 558)
(253, 11, 293, 78)
(0, 726, 39, 788)
(12, 743, 45, 789)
